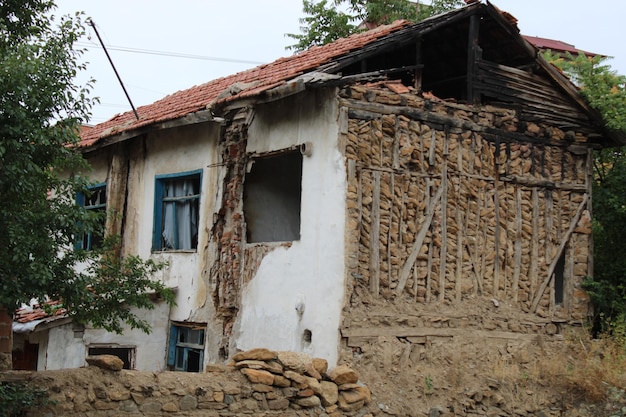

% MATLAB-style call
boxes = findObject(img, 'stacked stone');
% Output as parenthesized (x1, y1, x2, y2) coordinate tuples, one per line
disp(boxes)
(233, 348, 371, 414)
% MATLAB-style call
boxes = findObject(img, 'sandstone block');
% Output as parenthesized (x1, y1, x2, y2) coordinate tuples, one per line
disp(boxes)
(162, 402, 178, 412)
(252, 383, 273, 393)
(268, 398, 290, 410)
(109, 390, 130, 401)
(277, 351, 312, 373)
(233, 348, 277, 362)
(140, 401, 162, 413)
(306, 376, 322, 395)
(338, 395, 364, 412)
(296, 395, 321, 408)
(319, 381, 339, 406)
(283, 370, 309, 385)
(93, 400, 118, 410)
(179, 395, 198, 411)
(241, 368, 274, 385)
(305, 363, 322, 380)
(329, 365, 359, 385)
(86, 355, 124, 371)
(299, 388, 315, 397)
(235, 359, 283, 374)
(272, 375, 291, 387)
(312, 357, 328, 375)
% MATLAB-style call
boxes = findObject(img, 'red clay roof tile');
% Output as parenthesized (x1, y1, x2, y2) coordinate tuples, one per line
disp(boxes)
(79, 20, 411, 147)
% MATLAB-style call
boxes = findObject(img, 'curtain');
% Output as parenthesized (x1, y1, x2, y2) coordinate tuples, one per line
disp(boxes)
(162, 179, 198, 249)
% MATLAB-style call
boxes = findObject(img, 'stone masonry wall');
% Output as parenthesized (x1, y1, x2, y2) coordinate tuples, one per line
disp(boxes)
(7, 350, 372, 417)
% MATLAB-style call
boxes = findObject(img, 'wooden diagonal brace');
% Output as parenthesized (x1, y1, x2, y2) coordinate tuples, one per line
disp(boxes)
(531, 193, 588, 313)
(395, 185, 444, 296)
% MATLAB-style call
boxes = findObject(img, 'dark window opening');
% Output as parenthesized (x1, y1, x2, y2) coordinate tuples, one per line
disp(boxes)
(554, 252, 566, 305)
(76, 184, 106, 250)
(244, 151, 303, 243)
(167, 323, 205, 372)
(153, 171, 202, 251)
(88, 346, 135, 370)
(12, 341, 38, 370)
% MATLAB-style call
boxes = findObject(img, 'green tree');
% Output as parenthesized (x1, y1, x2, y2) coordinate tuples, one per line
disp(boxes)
(287, 0, 464, 52)
(0, 0, 174, 357)
(546, 51, 626, 333)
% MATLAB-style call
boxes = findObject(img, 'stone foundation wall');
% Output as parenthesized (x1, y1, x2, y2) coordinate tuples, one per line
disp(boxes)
(6, 350, 371, 417)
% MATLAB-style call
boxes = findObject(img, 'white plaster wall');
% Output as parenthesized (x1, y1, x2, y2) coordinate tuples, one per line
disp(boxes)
(26, 330, 49, 371)
(126, 122, 221, 322)
(234, 89, 346, 365)
(45, 324, 86, 370)
(83, 302, 171, 371)
(63, 122, 222, 370)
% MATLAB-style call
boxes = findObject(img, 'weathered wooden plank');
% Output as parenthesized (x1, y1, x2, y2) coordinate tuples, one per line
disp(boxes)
(467, 14, 480, 104)
(545, 190, 554, 266)
(530, 188, 539, 301)
(106, 148, 129, 241)
(414, 37, 423, 91)
(428, 130, 436, 166)
(395, 184, 444, 296)
(586, 149, 594, 279)
(455, 151, 464, 301)
(439, 162, 448, 302)
(500, 175, 587, 192)
(513, 187, 522, 302)
(426, 179, 433, 303)
(494, 146, 501, 297)
(370, 171, 381, 296)
(532, 194, 588, 312)
(342, 326, 541, 341)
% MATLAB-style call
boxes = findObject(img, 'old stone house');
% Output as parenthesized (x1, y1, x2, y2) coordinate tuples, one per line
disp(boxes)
(12, 2, 624, 372)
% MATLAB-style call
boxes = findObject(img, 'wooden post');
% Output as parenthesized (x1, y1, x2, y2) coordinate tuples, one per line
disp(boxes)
(439, 161, 448, 302)
(586, 148, 594, 279)
(415, 37, 423, 91)
(512, 187, 522, 302)
(466, 14, 480, 104)
(106, 146, 129, 256)
(370, 171, 381, 296)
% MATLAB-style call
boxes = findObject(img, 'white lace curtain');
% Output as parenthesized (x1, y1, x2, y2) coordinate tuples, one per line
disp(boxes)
(162, 179, 198, 249)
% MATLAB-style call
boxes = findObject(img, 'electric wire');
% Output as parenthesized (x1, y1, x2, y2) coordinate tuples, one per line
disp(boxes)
(76, 42, 267, 65)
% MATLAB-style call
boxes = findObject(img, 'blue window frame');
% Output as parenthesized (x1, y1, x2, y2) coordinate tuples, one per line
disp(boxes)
(167, 324, 205, 372)
(76, 183, 107, 250)
(152, 170, 202, 252)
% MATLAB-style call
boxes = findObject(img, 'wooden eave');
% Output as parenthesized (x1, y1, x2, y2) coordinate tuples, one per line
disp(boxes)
(78, 109, 221, 154)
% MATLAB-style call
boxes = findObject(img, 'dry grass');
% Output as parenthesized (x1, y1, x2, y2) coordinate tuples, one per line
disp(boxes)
(492, 331, 626, 404)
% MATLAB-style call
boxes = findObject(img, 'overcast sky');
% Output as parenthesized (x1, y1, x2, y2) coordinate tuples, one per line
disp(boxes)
(53, 0, 626, 124)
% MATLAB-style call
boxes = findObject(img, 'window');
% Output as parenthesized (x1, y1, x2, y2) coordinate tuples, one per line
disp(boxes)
(167, 323, 205, 372)
(243, 151, 302, 243)
(76, 183, 106, 250)
(554, 252, 566, 305)
(153, 170, 202, 251)
(88, 346, 135, 370)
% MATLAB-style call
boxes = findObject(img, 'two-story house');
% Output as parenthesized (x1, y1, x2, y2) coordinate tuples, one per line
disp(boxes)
(12, 2, 624, 372)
